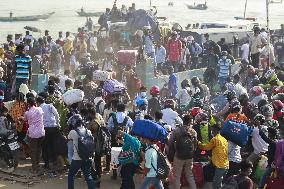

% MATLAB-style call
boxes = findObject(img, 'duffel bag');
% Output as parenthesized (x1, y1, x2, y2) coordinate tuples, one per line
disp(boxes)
(132, 119, 168, 143)
(62, 89, 84, 106)
(93, 70, 111, 81)
(117, 50, 138, 65)
(103, 79, 125, 94)
(221, 120, 251, 147)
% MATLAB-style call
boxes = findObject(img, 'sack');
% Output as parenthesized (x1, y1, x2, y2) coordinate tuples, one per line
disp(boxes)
(203, 163, 215, 182)
(175, 127, 195, 160)
(275, 139, 284, 177)
(118, 150, 135, 165)
(221, 175, 246, 189)
(221, 120, 250, 147)
(93, 70, 110, 81)
(132, 120, 168, 143)
(62, 89, 84, 106)
(75, 129, 95, 160)
(103, 79, 125, 94)
(192, 162, 205, 187)
(117, 50, 138, 65)
(150, 146, 170, 180)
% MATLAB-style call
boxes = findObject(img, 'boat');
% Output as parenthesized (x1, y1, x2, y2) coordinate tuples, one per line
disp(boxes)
(270, 0, 283, 3)
(76, 11, 103, 17)
(187, 2, 208, 10)
(0, 12, 55, 22)
(168, 2, 174, 6)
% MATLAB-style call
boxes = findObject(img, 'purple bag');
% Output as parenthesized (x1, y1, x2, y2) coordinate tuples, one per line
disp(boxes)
(103, 79, 125, 94)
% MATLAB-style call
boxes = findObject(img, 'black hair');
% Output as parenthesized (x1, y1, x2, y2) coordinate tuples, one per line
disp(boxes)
(144, 115, 153, 120)
(48, 79, 56, 86)
(183, 114, 193, 125)
(27, 97, 36, 106)
(26, 92, 35, 99)
(117, 103, 125, 112)
(240, 161, 253, 172)
(38, 92, 48, 99)
(155, 111, 163, 120)
(65, 79, 73, 87)
(36, 96, 45, 104)
(47, 85, 55, 95)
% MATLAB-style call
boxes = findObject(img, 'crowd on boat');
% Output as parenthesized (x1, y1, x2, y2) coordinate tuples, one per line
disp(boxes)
(0, 2, 284, 189)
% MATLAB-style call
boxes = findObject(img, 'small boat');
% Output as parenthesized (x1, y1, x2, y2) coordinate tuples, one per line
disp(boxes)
(0, 12, 55, 22)
(76, 11, 103, 17)
(187, 3, 208, 10)
(270, 0, 283, 3)
(168, 2, 174, 6)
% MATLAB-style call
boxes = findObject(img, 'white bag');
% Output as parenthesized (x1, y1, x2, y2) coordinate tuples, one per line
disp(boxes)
(93, 70, 111, 81)
(111, 147, 122, 169)
(62, 89, 84, 106)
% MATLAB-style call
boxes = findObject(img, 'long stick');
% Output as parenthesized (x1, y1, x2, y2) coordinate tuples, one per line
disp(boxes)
(266, 0, 271, 67)
(243, 0, 248, 18)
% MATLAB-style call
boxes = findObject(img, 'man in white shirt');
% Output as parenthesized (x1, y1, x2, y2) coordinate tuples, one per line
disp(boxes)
(59, 70, 73, 92)
(94, 89, 106, 116)
(161, 99, 183, 129)
(249, 27, 267, 68)
(241, 40, 249, 62)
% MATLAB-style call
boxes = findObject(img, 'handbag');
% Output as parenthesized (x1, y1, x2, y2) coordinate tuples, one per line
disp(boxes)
(118, 147, 135, 165)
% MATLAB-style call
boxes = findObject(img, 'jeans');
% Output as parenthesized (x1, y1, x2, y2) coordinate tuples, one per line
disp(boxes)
(68, 159, 95, 189)
(213, 168, 228, 189)
(29, 137, 44, 171)
(120, 163, 137, 189)
(259, 165, 273, 189)
(67, 140, 74, 164)
(172, 157, 196, 189)
(139, 177, 164, 189)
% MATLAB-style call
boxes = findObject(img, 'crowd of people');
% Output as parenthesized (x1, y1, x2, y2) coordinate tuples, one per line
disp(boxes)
(0, 2, 284, 189)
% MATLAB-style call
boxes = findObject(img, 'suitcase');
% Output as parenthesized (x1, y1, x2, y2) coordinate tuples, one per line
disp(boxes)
(62, 89, 84, 106)
(221, 120, 251, 147)
(132, 120, 168, 143)
(117, 50, 138, 65)
(103, 79, 125, 94)
(93, 70, 110, 81)
(192, 162, 205, 188)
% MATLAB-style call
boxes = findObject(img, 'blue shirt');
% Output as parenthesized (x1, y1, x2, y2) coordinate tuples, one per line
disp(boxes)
(168, 74, 178, 97)
(144, 35, 155, 54)
(155, 46, 166, 64)
(218, 58, 232, 78)
(15, 55, 32, 79)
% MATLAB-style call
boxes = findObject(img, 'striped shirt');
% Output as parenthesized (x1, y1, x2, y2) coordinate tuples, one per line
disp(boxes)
(218, 58, 231, 78)
(15, 55, 32, 79)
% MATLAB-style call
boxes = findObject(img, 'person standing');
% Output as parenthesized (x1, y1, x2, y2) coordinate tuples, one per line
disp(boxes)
(36, 96, 60, 169)
(23, 97, 45, 174)
(167, 31, 182, 72)
(67, 114, 95, 189)
(217, 51, 232, 87)
(198, 123, 229, 189)
(155, 42, 166, 74)
(168, 115, 197, 189)
(249, 27, 267, 68)
(241, 40, 250, 62)
(187, 36, 202, 69)
(13, 44, 32, 94)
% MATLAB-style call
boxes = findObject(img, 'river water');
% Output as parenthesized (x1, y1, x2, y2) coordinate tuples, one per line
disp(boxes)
(0, 0, 283, 41)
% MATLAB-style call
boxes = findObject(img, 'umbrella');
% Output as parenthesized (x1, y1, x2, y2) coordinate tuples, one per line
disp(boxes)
(24, 26, 41, 33)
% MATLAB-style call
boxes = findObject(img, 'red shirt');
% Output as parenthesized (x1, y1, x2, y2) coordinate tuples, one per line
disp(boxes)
(167, 38, 182, 62)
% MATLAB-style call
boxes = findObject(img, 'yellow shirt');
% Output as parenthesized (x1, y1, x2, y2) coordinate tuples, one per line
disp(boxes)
(199, 133, 229, 169)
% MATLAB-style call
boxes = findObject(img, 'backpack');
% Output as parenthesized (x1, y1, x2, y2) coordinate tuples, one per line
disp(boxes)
(175, 127, 195, 160)
(96, 99, 104, 115)
(112, 114, 129, 133)
(94, 121, 111, 155)
(75, 129, 96, 160)
(275, 140, 284, 178)
(221, 175, 246, 189)
(150, 146, 170, 180)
